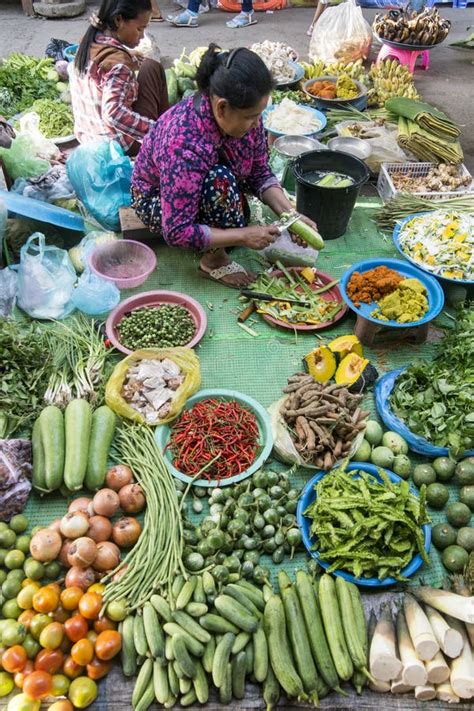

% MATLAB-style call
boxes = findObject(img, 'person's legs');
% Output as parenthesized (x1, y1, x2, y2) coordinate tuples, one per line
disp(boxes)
(133, 58, 169, 121)
(150, 0, 163, 21)
(131, 189, 163, 234)
(226, 0, 257, 28)
(167, 0, 200, 26)
(199, 165, 255, 288)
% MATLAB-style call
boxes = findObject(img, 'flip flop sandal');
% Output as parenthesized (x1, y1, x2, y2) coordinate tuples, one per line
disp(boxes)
(199, 261, 251, 289)
(150, 15, 164, 22)
(226, 12, 258, 28)
(167, 9, 199, 25)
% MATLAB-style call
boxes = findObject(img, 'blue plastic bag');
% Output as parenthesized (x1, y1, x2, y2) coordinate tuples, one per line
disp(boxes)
(71, 268, 120, 317)
(16, 232, 76, 320)
(66, 141, 132, 232)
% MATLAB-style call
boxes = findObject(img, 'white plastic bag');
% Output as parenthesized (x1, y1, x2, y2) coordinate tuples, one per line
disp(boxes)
(336, 120, 408, 173)
(259, 228, 320, 268)
(309, 0, 373, 65)
(18, 113, 60, 161)
(16, 232, 76, 319)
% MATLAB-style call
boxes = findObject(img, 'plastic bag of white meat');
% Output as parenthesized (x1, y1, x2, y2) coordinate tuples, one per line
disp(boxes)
(0, 439, 32, 521)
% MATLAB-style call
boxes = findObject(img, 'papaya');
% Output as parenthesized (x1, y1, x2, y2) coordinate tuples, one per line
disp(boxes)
(304, 346, 336, 383)
(165, 67, 179, 105)
(328, 335, 363, 361)
(335, 353, 378, 393)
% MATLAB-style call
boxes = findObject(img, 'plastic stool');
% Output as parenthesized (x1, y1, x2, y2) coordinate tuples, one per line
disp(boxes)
(376, 43, 430, 73)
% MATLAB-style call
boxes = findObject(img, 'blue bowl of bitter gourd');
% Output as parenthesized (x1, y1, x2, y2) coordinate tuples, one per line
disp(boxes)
(297, 462, 431, 587)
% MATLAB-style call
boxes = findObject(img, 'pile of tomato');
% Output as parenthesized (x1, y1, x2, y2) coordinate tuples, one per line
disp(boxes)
(0, 581, 125, 710)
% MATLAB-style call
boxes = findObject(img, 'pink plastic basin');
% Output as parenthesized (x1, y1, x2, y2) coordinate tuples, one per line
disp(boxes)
(105, 290, 208, 355)
(89, 240, 157, 289)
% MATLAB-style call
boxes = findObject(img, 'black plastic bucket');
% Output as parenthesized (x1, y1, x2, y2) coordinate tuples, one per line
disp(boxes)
(293, 150, 369, 240)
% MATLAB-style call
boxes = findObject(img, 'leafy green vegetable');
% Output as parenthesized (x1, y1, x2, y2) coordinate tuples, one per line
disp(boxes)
(304, 460, 430, 580)
(390, 305, 474, 456)
(0, 53, 60, 118)
(30, 99, 73, 138)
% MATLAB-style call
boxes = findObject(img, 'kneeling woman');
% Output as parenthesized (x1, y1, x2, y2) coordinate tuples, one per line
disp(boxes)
(131, 44, 316, 288)
(70, 0, 169, 156)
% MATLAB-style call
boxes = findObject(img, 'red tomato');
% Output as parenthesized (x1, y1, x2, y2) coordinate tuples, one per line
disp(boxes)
(95, 631, 122, 661)
(52, 605, 69, 624)
(23, 670, 53, 700)
(2, 645, 27, 673)
(18, 610, 36, 630)
(78, 593, 102, 621)
(14, 659, 34, 689)
(86, 656, 112, 681)
(64, 615, 88, 643)
(32, 587, 59, 614)
(34, 648, 64, 675)
(60, 587, 83, 612)
(62, 655, 85, 680)
(93, 617, 117, 634)
(39, 622, 64, 650)
(71, 639, 94, 667)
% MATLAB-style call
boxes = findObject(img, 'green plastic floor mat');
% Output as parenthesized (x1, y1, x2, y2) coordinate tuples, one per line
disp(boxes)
(25, 197, 456, 589)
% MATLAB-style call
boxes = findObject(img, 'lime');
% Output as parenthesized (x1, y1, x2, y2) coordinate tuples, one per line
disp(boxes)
(0, 671, 14, 698)
(460, 485, 474, 511)
(431, 523, 457, 550)
(370, 446, 395, 468)
(393, 454, 412, 480)
(1, 620, 26, 646)
(0, 523, 8, 532)
(364, 420, 383, 446)
(15, 535, 31, 555)
(447, 502, 471, 528)
(23, 634, 41, 660)
(0, 570, 6, 585)
(30, 525, 44, 536)
(442, 545, 469, 573)
(0, 548, 8, 566)
(455, 460, 474, 486)
(382, 431, 409, 455)
(432, 457, 456, 482)
(351, 438, 371, 462)
(1, 578, 21, 600)
(4, 550, 25, 570)
(456, 527, 474, 553)
(23, 558, 45, 581)
(44, 561, 61, 580)
(413, 464, 436, 488)
(0, 529, 16, 548)
(426, 483, 449, 509)
(8, 515, 28, 533)
(7, 568, 25, 583)
(2, 598, 21, 619)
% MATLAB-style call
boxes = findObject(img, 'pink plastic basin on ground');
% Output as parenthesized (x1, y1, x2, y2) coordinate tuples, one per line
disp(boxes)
(89, 240, 157, 289)
(105, 290, 208, 355)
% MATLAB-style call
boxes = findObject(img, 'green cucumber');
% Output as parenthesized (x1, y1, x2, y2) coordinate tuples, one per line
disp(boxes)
(84, 405, 116, 490)
(232, 651, 247, 700)
(132, 657, 153, 707)
(224, 584, 262, 618)
(199, 614, 239, 635)
(172, 635, 196, 679)
(263, 665, 280, 711)
(281, 212, 324, 250)
(63, 399, 92, 490)
(202, 636, 215, 674)
(179, 676, 192, 694)
(176, 578, 196, 610)
(264, 594, 305, 700)
(232, 631, 250, 655)
(335, 577, 371, 680)
(167, 660, 179, 697)
(165, 67, 178, 105)
(245, 639, 254, 676)
(253, 622, 268, 683)
(121, 615, 137, 678)
(219, 662, 233, 704)
(143, 601, 165, 661)
(180, 689, 197, 707)
(171, 611, 211, 644)
(193, 660, 209, 704)
(32, 417, 48, 493)
(214, 594, 259, 633)
(133, 614, 148, 657)
(153, 659, 169, 704)
(212, 632, 235, 688)
(278, 570, 319, 699)
(295, 570, 343, 693)
(39, 405, 64, 491)
(150, 594, 173, 623)
(185, 602, 208, 618)
(162, 623, 205, 657)
(192, 576, 206, 605)
(134, 678, 155, 711)
(318, 574, 353, 681)
(165, 635, 174, 662)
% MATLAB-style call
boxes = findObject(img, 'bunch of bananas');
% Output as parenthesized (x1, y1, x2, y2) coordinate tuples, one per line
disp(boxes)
(373, 8, 451, 46)
(300, 59, 366, 82)
(367, 59, 420, 107)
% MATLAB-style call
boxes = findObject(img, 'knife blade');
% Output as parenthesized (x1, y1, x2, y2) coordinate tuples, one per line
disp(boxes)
(240, 289, 311, 306)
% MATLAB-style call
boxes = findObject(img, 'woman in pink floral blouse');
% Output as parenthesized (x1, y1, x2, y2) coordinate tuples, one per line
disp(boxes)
(132, 44, 317, 289)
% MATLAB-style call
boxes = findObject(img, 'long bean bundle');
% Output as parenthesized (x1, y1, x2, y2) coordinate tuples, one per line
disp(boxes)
(102, 424, 185, 609)
(374, 193, 474, 230)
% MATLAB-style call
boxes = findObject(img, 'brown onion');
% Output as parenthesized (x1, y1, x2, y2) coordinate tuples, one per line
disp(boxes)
(30, 529, 62, 562)
(112, 518, 141, 548)
(105, 465, 133, 492)
(112, 564, 128, 582)
(65, 565, 96, 591)
(59, 539, 74, 568)
(60, 510, 89, 539)
(48, 519, 63, 536)
(87, 515, 112, 543)
(118, 484, 145, 514)
(92, 489, 120, 518)
(93, 541, 121, 572)
(68, 497, 93, 515)
(67, 537, 97, 568)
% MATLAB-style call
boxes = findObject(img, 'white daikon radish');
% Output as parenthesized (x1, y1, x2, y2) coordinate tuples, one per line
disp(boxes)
(449, 618, 474, 699)
(404, 595, 439, 661)
(369, 604, 402, 682)
(415, 682, 436, 701)
(396, 611, 428, 687)
(369, 679, 391, 693)
(436, 681, 460, 704)
(412, 587, 474, 625)
(466, 623, 474, 648)
(391, 673, 413, 694)
(424, 605, 463, 658)
(426, 650, 450, 684)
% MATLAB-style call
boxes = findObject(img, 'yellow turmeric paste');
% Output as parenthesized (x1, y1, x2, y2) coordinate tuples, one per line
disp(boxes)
(371, 278, 428, 323)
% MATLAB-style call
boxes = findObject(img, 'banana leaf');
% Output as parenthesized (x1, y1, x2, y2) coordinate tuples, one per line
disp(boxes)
(397, 116, 463, 164)
(386, 97, 461, 141)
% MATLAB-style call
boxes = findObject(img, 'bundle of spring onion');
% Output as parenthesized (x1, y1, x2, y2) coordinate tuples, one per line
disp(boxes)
(102, 425, 184, 610)
(374, 193, 474, 230)
(249, 264, 343, 326)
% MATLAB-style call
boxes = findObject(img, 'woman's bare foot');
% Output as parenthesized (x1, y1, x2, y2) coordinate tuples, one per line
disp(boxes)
(199, 250, 255, 288)
(150, 0, 164, 20)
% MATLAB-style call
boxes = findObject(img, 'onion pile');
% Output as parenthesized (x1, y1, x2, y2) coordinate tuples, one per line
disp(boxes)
(29, 464, 145, 589)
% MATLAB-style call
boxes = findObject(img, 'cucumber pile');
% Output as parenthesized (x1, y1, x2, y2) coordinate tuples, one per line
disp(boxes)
(32, 401, 116, 494)
(126, 569, 371, 709)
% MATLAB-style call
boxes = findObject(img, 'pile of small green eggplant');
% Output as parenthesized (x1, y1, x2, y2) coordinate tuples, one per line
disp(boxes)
(124, 570, 371, 709)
